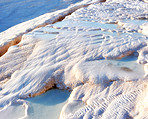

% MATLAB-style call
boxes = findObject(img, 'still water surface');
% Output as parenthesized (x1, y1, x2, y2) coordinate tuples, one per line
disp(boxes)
(0, 0, 82, 32)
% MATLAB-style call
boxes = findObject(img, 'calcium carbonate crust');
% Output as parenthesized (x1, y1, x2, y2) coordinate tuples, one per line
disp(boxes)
(0, 0, 148, 119)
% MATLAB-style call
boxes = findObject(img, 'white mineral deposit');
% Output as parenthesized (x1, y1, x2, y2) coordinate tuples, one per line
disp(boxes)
(0, 0, 148, 119)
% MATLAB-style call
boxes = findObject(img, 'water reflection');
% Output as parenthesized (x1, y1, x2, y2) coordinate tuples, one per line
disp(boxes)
(0, 0, 82, 32)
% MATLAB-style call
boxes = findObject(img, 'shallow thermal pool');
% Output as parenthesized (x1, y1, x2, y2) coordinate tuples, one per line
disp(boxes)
(111, 55, 144, 74)
(0, 89, 70, 119)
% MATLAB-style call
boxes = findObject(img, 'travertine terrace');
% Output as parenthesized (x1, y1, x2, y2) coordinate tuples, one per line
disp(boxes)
(0, 0, 148, 118)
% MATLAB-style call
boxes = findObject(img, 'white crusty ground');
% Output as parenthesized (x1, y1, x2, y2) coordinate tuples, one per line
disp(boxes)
(0, 0, 148, 119)
(0, 0, 102, 47)
(140, 23, 148, 36)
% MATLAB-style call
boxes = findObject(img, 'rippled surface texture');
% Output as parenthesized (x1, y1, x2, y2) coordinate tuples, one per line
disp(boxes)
(0, 0, 148, 119)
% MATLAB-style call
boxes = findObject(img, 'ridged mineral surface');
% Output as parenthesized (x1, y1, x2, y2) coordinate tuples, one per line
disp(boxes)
(0, 0, 148, 119)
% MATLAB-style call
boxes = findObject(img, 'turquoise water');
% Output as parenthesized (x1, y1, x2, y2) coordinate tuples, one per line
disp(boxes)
(0, 89, 70, 119)
(26, 89, 70, 119)
(110, 55, 145, 77)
